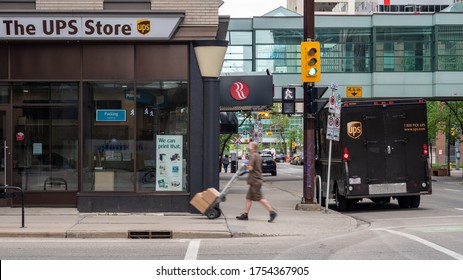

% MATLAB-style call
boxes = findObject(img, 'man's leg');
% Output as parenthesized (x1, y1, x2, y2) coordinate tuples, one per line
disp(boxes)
(260, 199, 278, 222)
(236, 199, 252, 220)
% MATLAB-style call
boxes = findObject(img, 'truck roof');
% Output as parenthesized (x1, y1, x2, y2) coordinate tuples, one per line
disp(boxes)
(342, 99, 426, 108)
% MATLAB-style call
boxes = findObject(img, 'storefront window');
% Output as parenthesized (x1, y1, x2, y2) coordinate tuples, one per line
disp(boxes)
(82, 82, 135, 192)
(0, 83, 9, 103)
(83, 81, 188, 192)
(136, 82, 188, 192)
(12, 82, 78, 191)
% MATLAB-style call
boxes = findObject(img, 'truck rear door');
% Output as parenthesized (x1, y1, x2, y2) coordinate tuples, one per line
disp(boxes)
(342, 101, 430, 197)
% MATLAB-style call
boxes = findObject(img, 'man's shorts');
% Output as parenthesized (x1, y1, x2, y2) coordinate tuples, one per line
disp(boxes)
(246, 182, 263, 201)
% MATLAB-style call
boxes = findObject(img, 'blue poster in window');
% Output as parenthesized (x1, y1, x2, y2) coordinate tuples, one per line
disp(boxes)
(96, 110, 126, 122)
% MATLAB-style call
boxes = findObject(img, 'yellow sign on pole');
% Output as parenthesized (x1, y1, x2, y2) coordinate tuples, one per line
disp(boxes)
(346, 86, 362, 98)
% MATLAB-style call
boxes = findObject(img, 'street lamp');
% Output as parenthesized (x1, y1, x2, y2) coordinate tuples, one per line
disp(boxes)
(193, 40, 228, 190)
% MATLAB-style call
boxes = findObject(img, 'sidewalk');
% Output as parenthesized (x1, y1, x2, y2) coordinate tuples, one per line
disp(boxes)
(0, 172, 358, 239)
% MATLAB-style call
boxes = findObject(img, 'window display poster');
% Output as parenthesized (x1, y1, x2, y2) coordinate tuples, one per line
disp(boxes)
(156, 135, 183, 191)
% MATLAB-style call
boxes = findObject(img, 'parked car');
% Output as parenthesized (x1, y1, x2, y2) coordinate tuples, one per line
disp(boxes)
(274, 154, 286, 163)
(261, 155, 277, 176)
(290, 155, 303, 165)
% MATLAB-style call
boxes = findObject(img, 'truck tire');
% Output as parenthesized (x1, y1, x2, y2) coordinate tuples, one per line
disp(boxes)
(336, 189, 349, 211)
(410, 196, 421, 208)
(398, 196, 411, 208)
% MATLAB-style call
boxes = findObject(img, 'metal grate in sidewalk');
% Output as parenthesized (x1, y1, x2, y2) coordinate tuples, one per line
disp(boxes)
(128, 230, 172, 239)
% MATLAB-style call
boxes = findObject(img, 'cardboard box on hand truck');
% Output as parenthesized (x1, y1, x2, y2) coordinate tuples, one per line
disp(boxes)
(190, 188, 220, 214)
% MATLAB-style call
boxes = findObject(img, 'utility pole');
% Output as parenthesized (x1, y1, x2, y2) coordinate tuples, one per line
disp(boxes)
(448, 117, 451, 176)
(302, 0, 316, 204)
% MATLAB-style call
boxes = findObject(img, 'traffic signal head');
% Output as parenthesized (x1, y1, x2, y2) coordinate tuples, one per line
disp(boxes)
(258, 112, 270, 119)
(301, 41, 321, 83)
(451, 127, 456, 136)
(306, 86, 328, 114)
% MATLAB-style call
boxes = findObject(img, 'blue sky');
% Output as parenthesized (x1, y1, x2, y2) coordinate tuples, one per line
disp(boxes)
(219, 0, 287, 18)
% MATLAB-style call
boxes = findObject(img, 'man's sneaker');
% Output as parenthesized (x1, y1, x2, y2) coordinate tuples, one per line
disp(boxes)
(268, 211, 277, 223)
(236, 213, 248, 220)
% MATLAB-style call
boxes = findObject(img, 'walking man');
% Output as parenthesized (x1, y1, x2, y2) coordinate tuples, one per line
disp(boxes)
(236, 141, 278, 222)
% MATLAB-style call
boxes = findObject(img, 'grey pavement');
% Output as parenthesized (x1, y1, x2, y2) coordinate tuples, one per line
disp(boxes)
(1, 169, 459, 239)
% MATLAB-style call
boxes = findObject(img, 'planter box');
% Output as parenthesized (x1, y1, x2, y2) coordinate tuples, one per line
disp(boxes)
(432, 168, 448, 176)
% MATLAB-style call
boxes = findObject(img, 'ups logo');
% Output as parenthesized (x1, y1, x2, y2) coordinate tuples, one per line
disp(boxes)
(137, 20, 151, 35)
(347, 121, 362, 139)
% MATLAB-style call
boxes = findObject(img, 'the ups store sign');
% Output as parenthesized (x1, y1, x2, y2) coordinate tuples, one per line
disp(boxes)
(0, 13, 184, 40)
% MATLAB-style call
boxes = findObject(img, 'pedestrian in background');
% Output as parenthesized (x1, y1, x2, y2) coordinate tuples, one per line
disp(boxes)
(222, 154, 230, 173)
(236, 141, 277, 222)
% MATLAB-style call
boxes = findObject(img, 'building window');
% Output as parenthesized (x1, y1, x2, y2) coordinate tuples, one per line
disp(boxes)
(0, 83, 9, 103)
(224, 31, 253, 73)
(82, 81, 188, 192)
(83, 82, 135, 192)
(375, 27, 432, 72)
(135, 82, 188, 192)
(255, 30, 303, 74)
(13, 82, 78, 192)
(316, 28, 372, 73)
(437, 25, 463, 71)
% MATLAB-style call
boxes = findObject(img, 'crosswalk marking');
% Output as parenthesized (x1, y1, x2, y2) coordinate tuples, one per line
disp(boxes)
(184, 240, 201, 260)
(377, 228, 463, 260)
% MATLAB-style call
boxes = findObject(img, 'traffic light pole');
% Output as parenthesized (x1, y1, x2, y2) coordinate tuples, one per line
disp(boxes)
(302, 0, 316, 204)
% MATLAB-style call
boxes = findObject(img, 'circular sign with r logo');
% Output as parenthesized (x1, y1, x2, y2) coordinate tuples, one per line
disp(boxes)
(230, 81, 250, 101)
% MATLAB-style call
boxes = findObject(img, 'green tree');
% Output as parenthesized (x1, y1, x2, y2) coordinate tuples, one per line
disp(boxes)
(427, 101, 463, 143)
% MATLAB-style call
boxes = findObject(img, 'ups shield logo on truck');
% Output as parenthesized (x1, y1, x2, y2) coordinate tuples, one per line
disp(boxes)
(137, 20, 151, 35)
(347, 121, 362, 139)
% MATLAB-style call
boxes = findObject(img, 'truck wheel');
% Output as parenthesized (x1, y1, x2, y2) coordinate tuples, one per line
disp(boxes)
(348, 199, 357, 210)
(336, 189, 349, 211)
(410, 196, 420, 208)
(398, 196, 411, 208)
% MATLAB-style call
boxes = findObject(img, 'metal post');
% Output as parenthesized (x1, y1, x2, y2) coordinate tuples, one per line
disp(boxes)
(3, 140, 7, 187)
(302, 0, 316, 204)
(448, 118, 451, 176)
(325, 140, 332, 213)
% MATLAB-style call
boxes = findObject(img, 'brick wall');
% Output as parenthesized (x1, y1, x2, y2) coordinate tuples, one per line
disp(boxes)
(152, 0, 220, 26)
(435, 131, 446, 165)
(35, 1, 220, 26)
(36, 0, 103, 10)
(34, 1, 221, 38)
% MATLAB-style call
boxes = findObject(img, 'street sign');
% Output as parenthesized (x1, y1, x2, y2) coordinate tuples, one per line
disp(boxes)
(232, 135, 242, 144)
(346, 86, 362, 98)
(326, 86, 341, 142)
